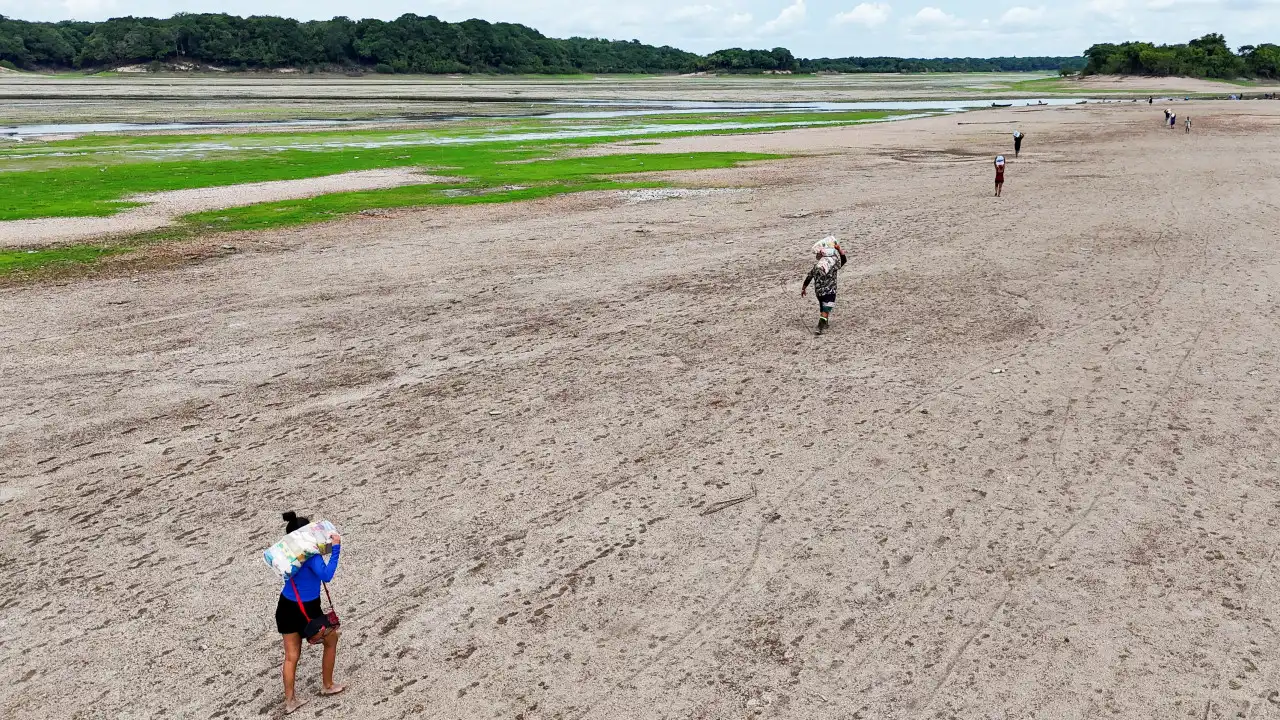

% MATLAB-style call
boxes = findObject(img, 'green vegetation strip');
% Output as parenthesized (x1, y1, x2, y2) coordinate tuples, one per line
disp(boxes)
(1007, 76, 1225, 96)
(0, 110, 907, 166)
(0, 109, 901, 221)
(181, 181, 652, 233)
(0, 246, 125, 274)
(639, 110, 915, 125)
(1, 143, 521, 220)
(178, 150, 775, 232)
(0, 149, 779, 275)
(1007, 77, 1077, 93)
(0, 107, 942, 276)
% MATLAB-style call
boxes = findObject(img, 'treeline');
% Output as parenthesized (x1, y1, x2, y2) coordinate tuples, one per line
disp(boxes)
(0, 12, 1082, 75)
(1084, 34, 1280, 79)
(698, 47, 798, 73)
(800, 56, 1084, 73)
(701, 51, 1081, 74)
(0, 13, 698, 73)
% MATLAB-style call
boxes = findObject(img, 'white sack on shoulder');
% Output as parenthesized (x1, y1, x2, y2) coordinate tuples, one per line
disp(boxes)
(263, 519, 339, 579)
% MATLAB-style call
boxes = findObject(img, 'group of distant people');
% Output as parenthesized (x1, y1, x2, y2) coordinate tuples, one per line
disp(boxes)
(993, 130, 1023, 197)
(803, 93, 1207, 335)
(803, 128, 1024, 335)
(1164, 107, 1191, 133)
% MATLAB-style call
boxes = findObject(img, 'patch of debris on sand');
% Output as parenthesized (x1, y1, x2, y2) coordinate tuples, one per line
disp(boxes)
(619, 187, 749, 203)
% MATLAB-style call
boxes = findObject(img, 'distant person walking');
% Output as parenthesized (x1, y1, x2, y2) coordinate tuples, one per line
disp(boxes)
(1170, 112, 1177, 130)
(276, 511, 345, 714)
(1164, 108, 1171, 126)
(1185, 116, 1192, 134)
(1013, 130, 1025, 158)
(994, 155, 1006, 197)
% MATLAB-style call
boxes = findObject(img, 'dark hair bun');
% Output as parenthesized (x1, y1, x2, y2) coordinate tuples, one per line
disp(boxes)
(282, 511, 297, 522)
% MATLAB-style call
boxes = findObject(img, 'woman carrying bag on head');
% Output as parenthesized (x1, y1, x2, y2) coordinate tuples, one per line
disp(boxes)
(275, 511, 345, 714)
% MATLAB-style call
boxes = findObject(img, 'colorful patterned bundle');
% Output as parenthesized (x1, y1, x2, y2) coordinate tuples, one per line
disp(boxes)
(812, 236, 842, 258)
(263, 520, 338, 579)
(815, 255, 841, 275)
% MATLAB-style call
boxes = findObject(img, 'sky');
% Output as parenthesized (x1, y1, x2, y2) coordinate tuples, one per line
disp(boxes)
(7, 0, 1280, 57)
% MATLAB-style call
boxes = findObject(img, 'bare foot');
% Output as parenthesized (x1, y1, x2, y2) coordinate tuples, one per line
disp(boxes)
(285, 696, 309, 714)
(320, 684, 346, 697)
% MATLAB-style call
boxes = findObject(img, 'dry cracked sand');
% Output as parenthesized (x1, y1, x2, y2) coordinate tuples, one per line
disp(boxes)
(4, 100, 1280, 720)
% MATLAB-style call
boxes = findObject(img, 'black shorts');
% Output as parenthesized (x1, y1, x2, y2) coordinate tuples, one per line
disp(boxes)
(276, 593, 323, 635)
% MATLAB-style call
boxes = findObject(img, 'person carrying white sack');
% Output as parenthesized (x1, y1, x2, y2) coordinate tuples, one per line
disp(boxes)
(801, 237, 848, 335)
(271, 511, 345, 713)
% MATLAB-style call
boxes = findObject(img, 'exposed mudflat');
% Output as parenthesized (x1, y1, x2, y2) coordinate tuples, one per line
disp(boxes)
(1068, 74, 1264, 93)
(4, 101, 1280, 720)
(0, 71, 1069, 124)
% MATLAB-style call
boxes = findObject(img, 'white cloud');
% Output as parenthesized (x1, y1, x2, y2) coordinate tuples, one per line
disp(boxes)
(669, 4, 717, 20)
(1086, 0, 1130, 18)
(999, 5, 1048, 27)
(902, 5, 1054, 43)
(1143, 0, 1279, 8)
(662, 3, 754, 38)
(834, 2, 892, 27)
(907, 6, 965, 29)
(759, 0, 807, 34)
(61, 0, 116, 17)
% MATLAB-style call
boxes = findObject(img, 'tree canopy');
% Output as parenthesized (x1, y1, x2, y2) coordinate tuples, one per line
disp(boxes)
(0, 12, 1088, 75)
(800, 56, 1085, 74)
(1083, 34, 1278, 79)
(0, 13, 701, 73)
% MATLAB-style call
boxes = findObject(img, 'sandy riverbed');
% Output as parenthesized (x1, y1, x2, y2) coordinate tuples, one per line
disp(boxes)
(4, 100, 1280, 720)
(1068, 74, 1264, 93)
(5, 72, 1252, 125)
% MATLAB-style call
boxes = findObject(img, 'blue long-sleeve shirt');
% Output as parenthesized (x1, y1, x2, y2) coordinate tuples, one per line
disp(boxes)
(281, 545, 340, 602)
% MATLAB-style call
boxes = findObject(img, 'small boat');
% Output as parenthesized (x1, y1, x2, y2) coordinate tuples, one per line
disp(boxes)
(991, 102, 1012, 108)
(1076, 100, 1088, 105)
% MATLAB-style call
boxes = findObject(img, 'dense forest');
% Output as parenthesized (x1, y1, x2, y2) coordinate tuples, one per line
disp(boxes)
(1084, 34, 1280, 79)
(0, 14, 698, 73)
(0, 12, 1081, 75)
(800, 56, 1085, 73)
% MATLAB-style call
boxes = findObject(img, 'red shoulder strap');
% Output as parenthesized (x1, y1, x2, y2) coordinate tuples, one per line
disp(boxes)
(322, 582, 335, 612)
(289, 578, 310, 621)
